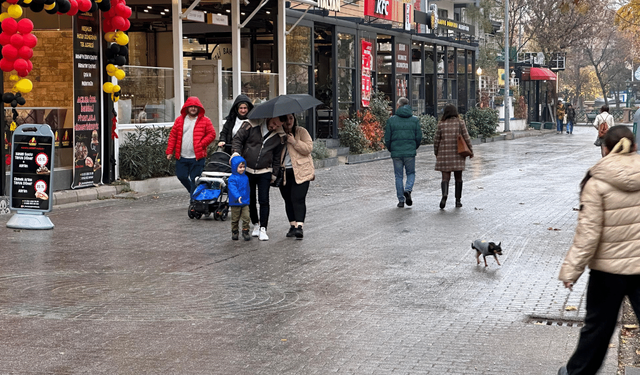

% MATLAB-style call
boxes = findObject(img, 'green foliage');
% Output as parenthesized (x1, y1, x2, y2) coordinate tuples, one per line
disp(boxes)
(418, 113, 438, 145)
(119, 126, 175, 180)
(339, 116, 367, 154)
(465, 107, 498, 138)
(311, 140, 330, 160)
(369, 90, 391, 130)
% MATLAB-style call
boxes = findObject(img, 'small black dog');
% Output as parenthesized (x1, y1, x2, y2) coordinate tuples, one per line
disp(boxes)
(472, 240, 503, 267)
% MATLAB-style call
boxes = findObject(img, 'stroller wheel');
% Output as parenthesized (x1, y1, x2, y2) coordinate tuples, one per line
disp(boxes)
(194, 212, 202, 219)
(213, 211, 220, 220)
(220, 209, 228, 221)
(188, 204, 196, 219)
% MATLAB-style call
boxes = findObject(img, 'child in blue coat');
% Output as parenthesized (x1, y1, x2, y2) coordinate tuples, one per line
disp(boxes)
(228, 155, 251, 241)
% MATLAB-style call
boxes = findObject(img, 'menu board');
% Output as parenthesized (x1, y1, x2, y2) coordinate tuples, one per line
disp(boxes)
(72, 11, 102, 188)
(361, 40, 372, 107)
(10, 129, 53, 212)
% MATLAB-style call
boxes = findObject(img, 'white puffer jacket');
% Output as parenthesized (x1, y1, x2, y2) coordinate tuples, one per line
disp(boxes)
(559, 152, 640, 283)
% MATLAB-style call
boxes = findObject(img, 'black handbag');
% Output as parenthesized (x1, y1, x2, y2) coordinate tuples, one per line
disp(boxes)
(271, 166, 285, 187)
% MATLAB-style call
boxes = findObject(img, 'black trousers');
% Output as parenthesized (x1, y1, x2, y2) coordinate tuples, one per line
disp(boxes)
(566, 270, 640, 375)
(278, 168, 310, 223)
(246, 171, 272, 229)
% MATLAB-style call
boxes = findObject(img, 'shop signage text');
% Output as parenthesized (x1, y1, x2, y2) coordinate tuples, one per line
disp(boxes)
(318, 0, 340, 12)
(364, 0, 410, 23)
(436, 18, 474, 34)
(361, 40, 372, 107)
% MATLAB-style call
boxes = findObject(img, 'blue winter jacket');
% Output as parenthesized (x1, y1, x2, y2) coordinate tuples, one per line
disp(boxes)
(228, 155, 250, 207)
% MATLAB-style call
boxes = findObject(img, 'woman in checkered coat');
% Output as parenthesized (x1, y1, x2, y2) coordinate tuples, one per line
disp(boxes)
(433, 105, 473, 209)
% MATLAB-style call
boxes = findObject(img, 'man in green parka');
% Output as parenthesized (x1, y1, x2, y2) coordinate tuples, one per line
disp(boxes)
(384, 97, 422, 208)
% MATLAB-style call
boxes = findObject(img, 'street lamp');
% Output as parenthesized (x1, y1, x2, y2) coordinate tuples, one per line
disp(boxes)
(627, 79, 631, 108)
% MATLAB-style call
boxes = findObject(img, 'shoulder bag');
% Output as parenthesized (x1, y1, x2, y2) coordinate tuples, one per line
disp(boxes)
(457, 121, 472, 158)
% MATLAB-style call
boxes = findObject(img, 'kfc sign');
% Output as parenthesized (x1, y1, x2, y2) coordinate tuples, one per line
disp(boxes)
(365, 0, 398, 21)
(376, 0, 389, 15)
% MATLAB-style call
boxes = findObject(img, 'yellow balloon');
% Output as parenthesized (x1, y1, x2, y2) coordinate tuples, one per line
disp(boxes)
(43, 2, 55, 10)
(106, 64, 116, 73)
(9, 121, 16, 132)
(8, 4, 22, 18)
(115, 34, 129, 46)
(23, 0, 32, 4)
(14, 79, 33, 94)
(112, 85, 121, 93)
(9, 74, 20, 82)
(111, 93, 119, 102)
(104, 32, 116, 42)
(0, 12, 9, 21)
(103, 82, 114, 93)
(1, 3, 9, 8)
(114, 69, 125, 80)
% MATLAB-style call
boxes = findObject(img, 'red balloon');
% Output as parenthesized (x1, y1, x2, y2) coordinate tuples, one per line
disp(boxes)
(13, 58, 27, 72)
(116, 3, 131, 18)
(68, 0, 79, 15)
(17, 46, 32, 60)
(6, 0, 18, 4)
(103, 19, 113, 32)
(26, 59, 32, 72)
(17, 19, 33, 35)
(111, 16, 125, 30)
(2, 45, 18, 60)
(122, 18, 130, 31)
(0, 58, 14, 73)
(22, 33, 37, 48)
(9, 34, 23, 48)
(0, 32, 11, 46)
(17, 69, 28, 77)
(78, 0, 91, 12)
(1, 18, 18, 35)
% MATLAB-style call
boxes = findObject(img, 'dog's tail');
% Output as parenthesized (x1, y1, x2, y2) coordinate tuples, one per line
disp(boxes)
(471, 241, 475, 249)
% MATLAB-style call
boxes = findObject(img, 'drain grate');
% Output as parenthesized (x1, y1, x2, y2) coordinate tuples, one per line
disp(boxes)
(527, 316, 584, 328)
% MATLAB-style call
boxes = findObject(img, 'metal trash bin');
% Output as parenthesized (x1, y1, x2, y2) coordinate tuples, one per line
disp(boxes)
(529, 122, 541, 130)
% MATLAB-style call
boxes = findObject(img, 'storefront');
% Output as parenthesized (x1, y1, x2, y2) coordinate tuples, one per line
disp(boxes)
(517, 65, 557, 123)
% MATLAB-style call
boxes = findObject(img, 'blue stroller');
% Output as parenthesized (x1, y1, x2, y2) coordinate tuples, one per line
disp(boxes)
(188, 151, 231, 220)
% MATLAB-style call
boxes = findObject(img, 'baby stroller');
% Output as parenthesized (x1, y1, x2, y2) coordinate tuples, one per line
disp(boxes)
(188, 151, 232, 220)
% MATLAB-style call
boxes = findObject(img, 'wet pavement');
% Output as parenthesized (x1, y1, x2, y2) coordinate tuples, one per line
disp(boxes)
(0, 126, 619, 374)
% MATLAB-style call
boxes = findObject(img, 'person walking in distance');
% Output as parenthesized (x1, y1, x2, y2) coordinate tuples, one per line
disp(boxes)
(566, 103, 576, 134)
(556, 99, 566, 134)
(278, 114, 315, 239)
(218, 94, 254, 155)
(384, 97, 422, 208)
(232, 115, 286, 241)
(434, 104, 473, 209)
(228, 155, 251, 241)
(558, 125, 640, 375)
(594, 105, 614, 157)
(165, 96, 216, 201)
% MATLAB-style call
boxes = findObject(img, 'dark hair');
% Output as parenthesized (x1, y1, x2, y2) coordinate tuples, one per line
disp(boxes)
(287, 113, 298, 135)
(601, 105, 609, 113)
(278, 115, 288, 123)
(603, 125, 635, 152)
(441, 105, 459, 122)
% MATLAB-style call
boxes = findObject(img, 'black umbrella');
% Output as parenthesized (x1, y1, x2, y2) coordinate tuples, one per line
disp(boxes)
(247, 94, 323, 119)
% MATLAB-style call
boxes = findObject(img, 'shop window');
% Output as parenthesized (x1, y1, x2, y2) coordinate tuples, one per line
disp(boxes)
(286, 25, 311, 95)
(338, 33, 355, 116)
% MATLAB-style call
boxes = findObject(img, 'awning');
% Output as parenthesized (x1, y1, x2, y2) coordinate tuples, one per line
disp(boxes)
(529, 67, 557, 81)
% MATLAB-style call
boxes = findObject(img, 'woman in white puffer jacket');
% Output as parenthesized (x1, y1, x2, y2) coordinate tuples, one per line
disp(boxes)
(558, 125, 640, 375)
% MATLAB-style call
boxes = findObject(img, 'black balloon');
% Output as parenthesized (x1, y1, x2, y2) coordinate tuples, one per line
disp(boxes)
(16, 97, 25, 105)
(30, 2, 45, 11)
(2, 92, 14, 104)
(17, 0, 26, 7)
(57, 0, 71, 13)
(118, 46, 128, 56)
(109, 43, 120, 54)
(114, 55, 126, 66)
(44, 3, 58, 13)
(98, 0, 110, 11)
(90, 0, 97, 12)
(10, 99, 17, 108)
(31, 0, 46, 4)
(43, 0, 54, 5)
(106, 58, 115, 65)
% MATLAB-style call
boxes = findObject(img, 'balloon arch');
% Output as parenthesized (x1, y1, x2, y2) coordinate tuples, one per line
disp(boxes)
(0, 0, 130, 130)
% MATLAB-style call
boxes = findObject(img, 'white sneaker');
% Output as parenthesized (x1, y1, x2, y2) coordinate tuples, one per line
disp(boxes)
(252, 224, 260, 237)
(259, 227, 269, 241)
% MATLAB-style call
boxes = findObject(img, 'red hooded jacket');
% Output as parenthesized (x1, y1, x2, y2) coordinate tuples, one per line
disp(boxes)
(166, 97, 216, 160)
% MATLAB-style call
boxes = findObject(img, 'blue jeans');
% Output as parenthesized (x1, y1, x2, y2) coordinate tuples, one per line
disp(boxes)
(175, 157, 205, 197)
(392, 157, 416, 202)
(566, 120, 574, 134)
(557, 119, 564, 132)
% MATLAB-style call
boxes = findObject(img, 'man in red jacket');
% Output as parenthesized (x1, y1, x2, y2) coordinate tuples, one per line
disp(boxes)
(166, 97, 216, 199)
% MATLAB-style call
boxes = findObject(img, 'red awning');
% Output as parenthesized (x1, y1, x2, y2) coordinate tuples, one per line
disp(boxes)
(529, 67, 557, 81)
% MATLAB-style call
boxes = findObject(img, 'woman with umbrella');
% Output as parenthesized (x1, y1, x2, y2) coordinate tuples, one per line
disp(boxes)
(218, 94, 253, 155)
(278, 113, 315, 239)
(231, 115, 287, 241)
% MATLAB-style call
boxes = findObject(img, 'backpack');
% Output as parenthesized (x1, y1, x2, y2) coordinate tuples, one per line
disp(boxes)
(598, 115, 609, 138)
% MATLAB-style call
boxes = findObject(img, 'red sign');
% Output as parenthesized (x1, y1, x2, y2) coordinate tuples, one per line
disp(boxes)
(361, 40, 372, 107)
(364, 0, 394, 21)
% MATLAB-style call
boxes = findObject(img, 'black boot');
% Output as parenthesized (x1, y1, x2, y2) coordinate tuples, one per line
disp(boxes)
(440, 181, 449, 209)
(455, 181, 463, 207)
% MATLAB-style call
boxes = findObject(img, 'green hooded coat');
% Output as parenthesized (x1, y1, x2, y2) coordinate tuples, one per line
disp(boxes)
(384, 105, 422, 158)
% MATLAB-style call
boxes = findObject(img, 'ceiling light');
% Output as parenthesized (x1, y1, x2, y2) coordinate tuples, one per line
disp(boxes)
(160, 11, 165, 15)
(225, 9, 230, 12)
(143, 9, 148, 12)
(265, 10, 270, 14)
(241, 12, 245, 15)
(164, 8, 169, 12)
(147, 5, 151, 8)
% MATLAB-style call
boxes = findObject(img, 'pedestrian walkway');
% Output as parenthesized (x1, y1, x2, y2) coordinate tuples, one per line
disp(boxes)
(0, 126, 619, 374)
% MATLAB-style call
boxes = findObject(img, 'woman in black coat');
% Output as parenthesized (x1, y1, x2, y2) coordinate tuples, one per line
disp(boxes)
(218, 94, 254, 155)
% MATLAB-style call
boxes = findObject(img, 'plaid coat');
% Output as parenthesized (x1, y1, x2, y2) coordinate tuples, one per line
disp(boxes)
(433, 117, 473, 172)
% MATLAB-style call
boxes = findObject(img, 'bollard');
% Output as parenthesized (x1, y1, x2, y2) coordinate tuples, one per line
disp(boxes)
(6, 124, 55, 229)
